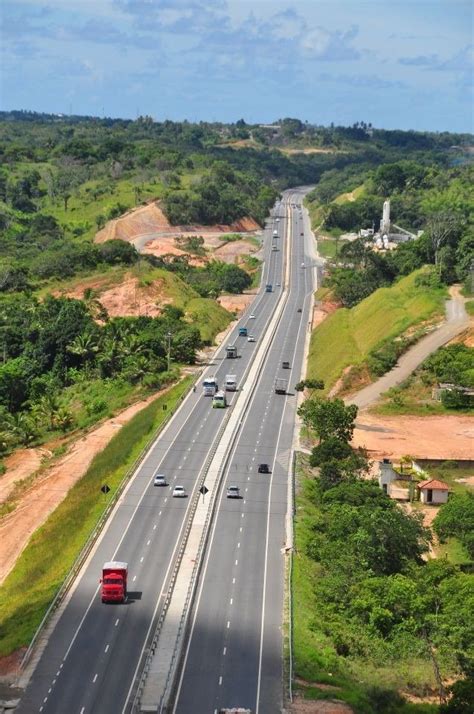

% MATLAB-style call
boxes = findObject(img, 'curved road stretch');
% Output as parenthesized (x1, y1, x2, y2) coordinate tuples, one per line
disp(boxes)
(17, 188, 314, 714)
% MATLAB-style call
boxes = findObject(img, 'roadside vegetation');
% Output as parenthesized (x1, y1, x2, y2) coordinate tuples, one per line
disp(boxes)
(293, 397, 473, 713)
(0, 376, 192, 657)
(306, 269, 446, 395)
(373, 343, 474, 415)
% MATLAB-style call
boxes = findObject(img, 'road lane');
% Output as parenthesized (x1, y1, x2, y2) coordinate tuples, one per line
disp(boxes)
(18, 202, 291, 714)
(174, 191, 313, 713)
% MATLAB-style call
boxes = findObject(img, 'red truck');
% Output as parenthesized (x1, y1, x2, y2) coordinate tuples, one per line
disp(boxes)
(101, 561, 128, 603)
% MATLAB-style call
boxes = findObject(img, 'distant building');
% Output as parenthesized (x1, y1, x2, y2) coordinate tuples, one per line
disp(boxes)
(380, 199, 391, 235)
(417, 479, 449, 505)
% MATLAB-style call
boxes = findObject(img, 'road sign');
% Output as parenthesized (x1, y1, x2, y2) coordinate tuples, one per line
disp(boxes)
(101, 484, 111, 494)
(199, 486, 209, 496)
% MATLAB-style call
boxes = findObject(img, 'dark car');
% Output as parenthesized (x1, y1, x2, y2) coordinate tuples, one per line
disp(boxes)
(297, 308, 302, 313)
(282, 361, 290, 369)
(258, 463, 270, 474)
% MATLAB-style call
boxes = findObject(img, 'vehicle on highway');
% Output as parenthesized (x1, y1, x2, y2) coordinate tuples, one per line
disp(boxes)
(226, 486, 240, 499)
(172, 486, 186, 498)
(225, 374, 238, 391)
(300, 232, 304, 236)
(226, 345, 238, 358)
(212, 390, 227, 408)
(272, 229, 278, 237)
(247, 335, 256, 343)
(249, 313, 256, 319)
(153, 473, 167, 486)
(265, 284, 272, 292)
(101, 561, 128, 603)
(272, 244, 278, 251)
(275, 217, 280, 223)
(297, 308, 302, 313)
(258, 463, 270, 474)
(202, 376, 218, 396)
(282, 361, 290, 369)
(301, 262, 305, 268)
(276, 281, 281, 286)
(275, 378, 287, 394)
(238, 327, 248, 336)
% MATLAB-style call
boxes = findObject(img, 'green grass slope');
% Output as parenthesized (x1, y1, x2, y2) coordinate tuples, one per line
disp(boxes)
(307, 269, 446, 393)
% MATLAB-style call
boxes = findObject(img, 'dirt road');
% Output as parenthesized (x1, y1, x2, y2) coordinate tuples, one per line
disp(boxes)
(346, 286, 471, 410)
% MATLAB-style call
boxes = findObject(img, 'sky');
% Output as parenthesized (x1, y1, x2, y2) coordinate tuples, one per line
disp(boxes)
(1, 0, 473, 132)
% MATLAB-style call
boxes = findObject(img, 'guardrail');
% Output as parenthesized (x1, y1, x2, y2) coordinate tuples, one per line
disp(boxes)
(132, 196, 295, 712)
(288, 449, 297, 704)
(19, 380, 196, 674)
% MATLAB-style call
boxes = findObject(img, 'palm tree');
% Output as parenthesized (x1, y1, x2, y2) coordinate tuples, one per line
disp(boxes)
(67, 332, 99, 365)
(7, 412, 38, 445)
(33, 392, 61, 431)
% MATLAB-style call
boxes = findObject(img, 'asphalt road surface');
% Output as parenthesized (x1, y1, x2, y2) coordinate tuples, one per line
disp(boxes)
(173, 189, 314, 714)
(17, 188, 314, 714)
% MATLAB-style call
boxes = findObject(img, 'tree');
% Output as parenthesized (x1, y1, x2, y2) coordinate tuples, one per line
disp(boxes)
(99, 239, 138, 265)
(295, 379, 324, 393)
(426, 212, 461, 268)
(310, 436, 355, 466)
(298, 397, 358, 444)
(433, 492, 474, 557)
(0, 358, 29, 412)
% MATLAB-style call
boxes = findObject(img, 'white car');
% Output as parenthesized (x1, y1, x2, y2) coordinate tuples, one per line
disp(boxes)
(153, 473, 167, 486)
(301, 262, 305, 268)
(172, 486, 186, 498)
(247, 335, 256, 343)
(249, 314, 256, 319)
(226, 486, 240, 499)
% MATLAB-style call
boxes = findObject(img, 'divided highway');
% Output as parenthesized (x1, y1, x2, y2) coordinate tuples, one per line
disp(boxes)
(173, 190, 313, 713)
(17, 188, 314, 714)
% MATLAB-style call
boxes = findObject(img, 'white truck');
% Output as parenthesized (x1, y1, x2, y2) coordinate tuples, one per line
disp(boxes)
(272, 229, 278, 237)
(202, 376, 218, 396)
(225, 375, 238, 391)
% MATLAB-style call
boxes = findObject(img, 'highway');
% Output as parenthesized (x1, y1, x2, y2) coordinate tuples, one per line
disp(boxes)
(17, 188, 314, 714)
(173, 189, 313, 713)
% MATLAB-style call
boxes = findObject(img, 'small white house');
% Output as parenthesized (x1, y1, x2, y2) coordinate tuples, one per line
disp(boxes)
(418, 479, 449, 505)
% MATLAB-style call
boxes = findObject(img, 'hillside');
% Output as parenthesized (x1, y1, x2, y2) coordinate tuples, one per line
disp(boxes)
(307, 269, 447, 395)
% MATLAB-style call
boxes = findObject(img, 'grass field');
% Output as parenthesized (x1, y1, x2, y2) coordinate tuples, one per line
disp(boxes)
(0, 377, 192, 657)
(185, 297, 232, 343)
(333, 184, 365, 204)
(465, 299, 474, 316)
(306, 269, 447, 394)
(317, 237, 348, 259)
(372, 377, 474, 417)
